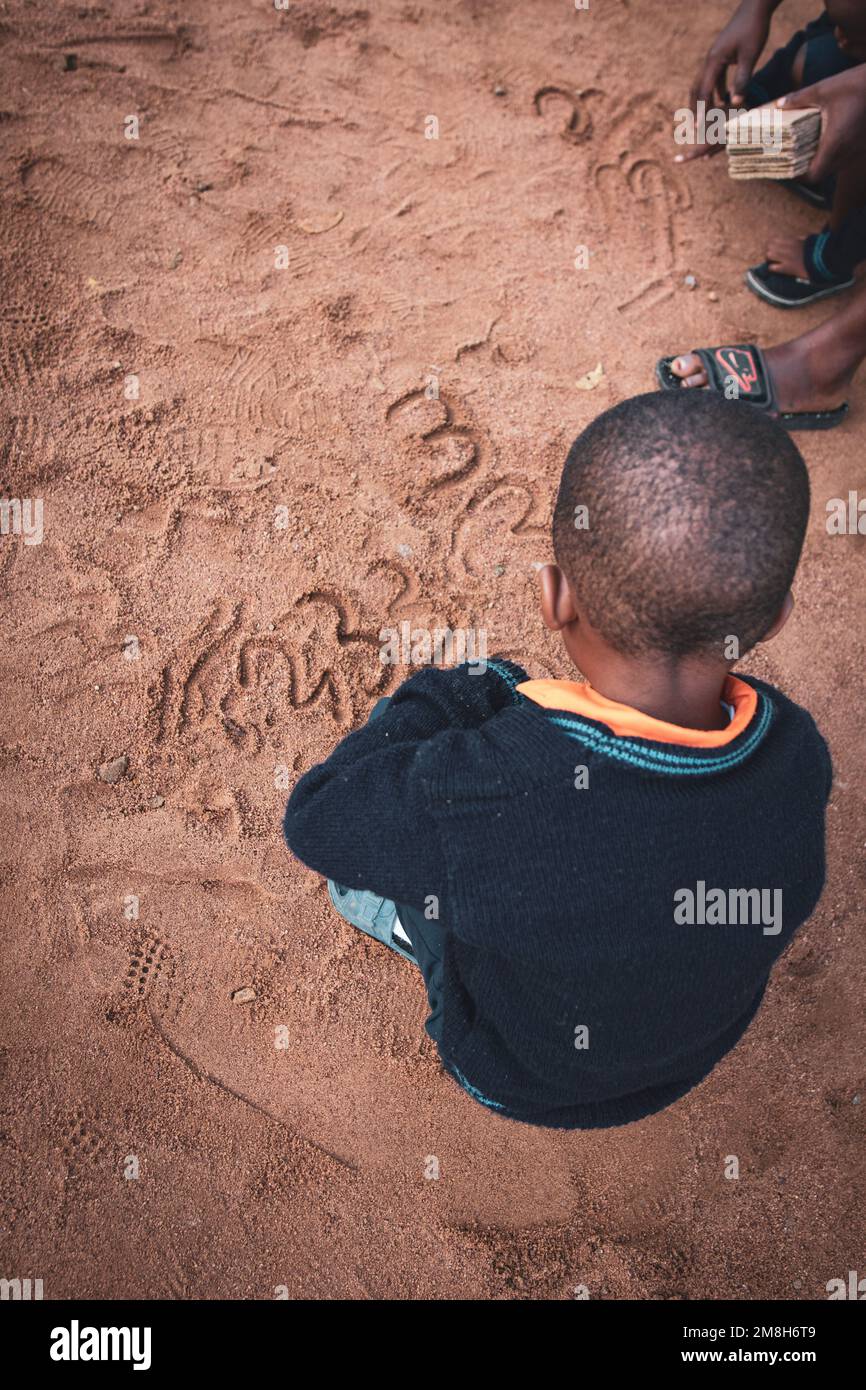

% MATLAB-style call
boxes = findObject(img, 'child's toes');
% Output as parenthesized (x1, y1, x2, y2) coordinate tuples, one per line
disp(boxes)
(671, 354, 708, 388)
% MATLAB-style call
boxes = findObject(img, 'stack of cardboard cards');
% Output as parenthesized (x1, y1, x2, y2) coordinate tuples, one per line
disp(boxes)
(726, 105, 821, 180)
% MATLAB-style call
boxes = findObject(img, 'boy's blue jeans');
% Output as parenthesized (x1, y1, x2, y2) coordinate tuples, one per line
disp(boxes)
(393, 902, 445, 1046)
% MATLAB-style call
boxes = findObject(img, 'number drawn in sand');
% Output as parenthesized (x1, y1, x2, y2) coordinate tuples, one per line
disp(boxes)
(533, 86, 601, 145)
(385, 388, 483, 500)
(450, 476, 548, 580)
(362, 558, 432, 627)
(591, 93, 691, 313)
(534, 86, 691, 313)
(154, 593, 386, 749)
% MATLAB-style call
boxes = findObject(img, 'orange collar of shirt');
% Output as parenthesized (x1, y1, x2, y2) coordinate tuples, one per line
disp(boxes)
(516, 674, 758, 748)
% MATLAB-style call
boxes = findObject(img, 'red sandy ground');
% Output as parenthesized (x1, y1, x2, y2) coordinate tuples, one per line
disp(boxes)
(1, 0, 864, 1300)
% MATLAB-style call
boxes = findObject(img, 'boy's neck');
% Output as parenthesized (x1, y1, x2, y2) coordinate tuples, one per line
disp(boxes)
(576, 654, 732, 732)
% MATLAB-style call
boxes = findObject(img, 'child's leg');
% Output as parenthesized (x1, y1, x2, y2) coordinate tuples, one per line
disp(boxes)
(325, 694, 420, 961)
(327, 881, 418, 963)
(829, 165, 866, 234)
(742, 19, 865, 302)
(392, 904, 445, 1043)
(755, 166, 866, 298)
(745, 14, 852, 105)
(806, 196, 866, 280)
(663, 278, 866, 416)
(319, 709, 490, 1100)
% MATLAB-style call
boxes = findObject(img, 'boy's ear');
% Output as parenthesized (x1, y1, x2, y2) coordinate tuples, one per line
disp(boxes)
(539, 563, 580, 632)
(760, 590, 794, 643)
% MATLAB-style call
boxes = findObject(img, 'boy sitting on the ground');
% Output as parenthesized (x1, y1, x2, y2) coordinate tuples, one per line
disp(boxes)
(284, 390, 831, 1129)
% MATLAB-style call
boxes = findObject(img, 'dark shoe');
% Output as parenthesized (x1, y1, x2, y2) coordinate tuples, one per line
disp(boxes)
(745, 262, 854, 308)
(746, 230, 855, 308)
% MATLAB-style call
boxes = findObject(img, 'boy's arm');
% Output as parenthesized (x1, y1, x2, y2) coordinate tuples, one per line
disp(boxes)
(690, 0, 783, 110)
(283, 658, 527, 904)
(781, 65, 866, 183)
(366, 657, 528, 743)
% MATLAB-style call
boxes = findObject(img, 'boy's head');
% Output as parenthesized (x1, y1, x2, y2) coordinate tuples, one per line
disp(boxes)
(545, 390, 809, 672)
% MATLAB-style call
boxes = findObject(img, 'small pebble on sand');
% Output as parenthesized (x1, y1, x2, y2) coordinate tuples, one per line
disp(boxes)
(148, 795, 165, 809)
(684, 274, 698, 289)
(708, 290, 719, 302)
(98, 755, 128, 784)
(231, 987, 256, 1005)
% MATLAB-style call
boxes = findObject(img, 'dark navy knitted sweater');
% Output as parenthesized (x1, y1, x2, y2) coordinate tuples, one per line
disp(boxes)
(284, 660, 831, 1128)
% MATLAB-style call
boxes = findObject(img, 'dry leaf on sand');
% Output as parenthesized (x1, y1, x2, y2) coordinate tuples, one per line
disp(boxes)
(575, 361, 604, 391)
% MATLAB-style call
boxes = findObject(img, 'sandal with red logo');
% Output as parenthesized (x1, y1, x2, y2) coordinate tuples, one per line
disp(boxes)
(655, 343, 848, 431)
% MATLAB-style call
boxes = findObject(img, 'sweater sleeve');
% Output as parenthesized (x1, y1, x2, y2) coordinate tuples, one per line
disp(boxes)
(282, 658, 526, 905)
(820, 732, 834, 802)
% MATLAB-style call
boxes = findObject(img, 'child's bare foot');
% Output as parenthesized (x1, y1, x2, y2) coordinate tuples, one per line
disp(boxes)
(766, 234, 808, 280)
(668, 339, 849, 416)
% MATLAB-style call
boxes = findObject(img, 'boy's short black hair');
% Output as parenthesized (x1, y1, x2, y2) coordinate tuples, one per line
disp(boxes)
(553, 390, 810, 659)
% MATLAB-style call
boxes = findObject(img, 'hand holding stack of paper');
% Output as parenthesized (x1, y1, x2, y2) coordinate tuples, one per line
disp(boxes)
(726, 105, 821, 180)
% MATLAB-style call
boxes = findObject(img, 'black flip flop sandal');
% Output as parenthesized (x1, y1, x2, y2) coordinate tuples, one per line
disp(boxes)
(745, 233, 855, 308)
(655, 344, 848, 431)
(745, 262, 855, 308)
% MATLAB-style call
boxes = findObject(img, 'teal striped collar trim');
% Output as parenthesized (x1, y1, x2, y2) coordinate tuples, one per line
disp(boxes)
(533, 689, 774, 777)
(487, 658, 527, 698)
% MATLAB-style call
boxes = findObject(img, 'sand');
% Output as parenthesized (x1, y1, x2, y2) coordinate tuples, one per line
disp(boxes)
(1, 0, 864, 1300)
